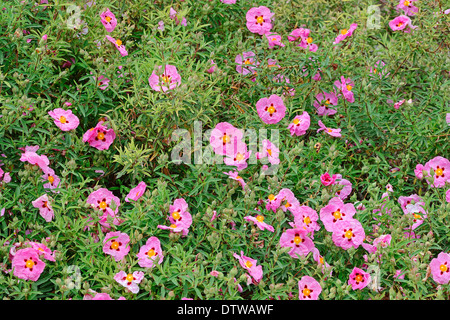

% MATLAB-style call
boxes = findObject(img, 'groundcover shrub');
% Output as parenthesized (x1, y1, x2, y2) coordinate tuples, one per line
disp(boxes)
(0, 0, 449, 300)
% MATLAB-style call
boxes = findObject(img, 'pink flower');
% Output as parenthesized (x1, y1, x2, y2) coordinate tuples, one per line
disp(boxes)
(105, 35, 128, 56)
(157, 20, 165, 31)
(235, 51, 258, 75)
(86, 188, 121, 228)
(389, 15, 416, 32)
(317, 120, 342, 137)
(221, 0, 237, 3)
(137, 236, 164, 268)
(209, 122, 244, 156)
(41, 167, 60, 191)
(331, 219, 365, 250)
(279, 227, 315, 258)
(446, 189, 450, 203)
(333, 174, 353, 200)
(405, 203, 427, 230)
(398, 194, 425, 214)
(414, 163, 424, 179)
(12, 248, 46, 281)
(114, 270, 145, 294)
(446, 113, 450, 126)
(288, 28, 309, 42)
(48, 108, 79, 131)
(256, 94, 286, 124)
(125, 181, 147, 202)
(233, 251, 263, 282)
(19, 147, 50, 170)
(422, 156, 450, 188)
(313, 92, 338, 116)
(223, 140, 251, 171)
(27, 241, 55, 261)
(320, 172, 337, 186)
(312, 248, 332, 275)
(288, 111, 310, 136)
(333, 23, 357, 44)
(93, 74, 110, 90)
(148, 64, 181, 92)
(157, 198, 192, 236)
(277, 188, 300, 214)
(334, 76, 355, 103)
(292, 205, 321, 234)
(103, 231, 130, 261)
(393, 99, 405, 109)
(298, 276, 322, 300)
(370, 60, 389, 78)
(429, 252, 450, 284)
(265, 192, 283, 213)
(245, 6, 274, 35)
(362, 234, 392, 254)
(319, 197, 356, 232)
(32, 194, 54, 222)
(244, 214, 274, 232)
(396, 0, 419, 16)
(265, 33, 285, 48)
(206, 59, 217, 74)
(256, 139, 280, 165)
(82, 121, 116, 150)
(223, 171, 246, 189)
(100, 8, 117, 32)
(348, 267, 371, 290)
(273, 74, 295, 96)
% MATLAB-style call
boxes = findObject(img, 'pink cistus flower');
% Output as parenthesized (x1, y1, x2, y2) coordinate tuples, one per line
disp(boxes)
(389, 15, 416, 32)
(32, 194, 54, 222)
(348, 267, 371, 290)
(446, 113, 450, 126)
(314, 92, 338, 116)
(396, 0, 418, 16)
(319, 197, 356, 232)
(398, 194, 425, 214)
(414, 163, 425, 179)
(273, 74, 295, 96)
(235, 51, 258, 76)
(332, 219, 365, 250)
(422, 156, 450, 188)
(277, 188, 300, 214)
(265, 33, 285, 48)
(334, 76, 355, 103)
(86, 188, 121, 227)
(370, 60, 389, 78)
(298, 276, 322, 300)
(256, 94, 286, 124)
(288, 111, 310, 136)
(292, 205, 321, 234)
(82, 121, 116, 150)
(405, 203, 427, 230)
(233, 251, 263, 282)
(26, 241, 55, 261)
(125, 181, 147, 202)
(206, 59, 217, 74)
(114, 270, 145, 294)
(333, 23, 357, 44)
(429, 252, 450, 284)
(0, 167, 11, 185)
(148, 64, 181, 92)
(256, 139, 280, 165)
(362, 234, 392, 254)
(100, 8, 117, 32)
(446, 189, 450, 203)
(93, 74, 110, 90)
(221, 0, 237, 3)
(157, 198, 192, 236)
(245, 6, 274, 35)
(333, 174, 353, 200)
(41, 167, 60, 191)
(265, 192, 283, 213)
(48, 108, 79, 131)
(105, 35, 128, 56)
(209, 122, 244, 156)
(244, 213, 274, 232)
(288, 28, 318, 52)
(12, 248, 46, 281)
(393, 99, 405, 110)
(317, 120, 342, 137)
(223, 140, 251, 171)
(19, 146, 50, 171)
(137, 236, 164, 268)
(103, 231, 130, 262)
(320, 172, 337, 186)
(223, 171, 246, 189)
(312, 248, 332, 276)
(280, 227, 315, 258)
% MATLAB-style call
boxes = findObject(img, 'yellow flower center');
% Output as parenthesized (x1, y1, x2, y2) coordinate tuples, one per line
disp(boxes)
(115, 39, 122, 46)
(404, 0, 410, 5)
(148, 249, 155, 257)
(346, 85, 353, 91)
(325, 99, 330, 104)
(267, 106, 276, 114)
(435, 168, 443, 176)
(345, 230, 353, 239)
(105, 16, 112, 23)
(397, 22, 403, 27)
(294, 236, 302, 245)
(245, 260, 253, 268)
(302, 288, 311, 296)
(333, 210, 342, 220)
(341, 29, 348, 35)
(267, 148, 272, 156)
(304, 216, 311, 225)
(284, 201, 291, 208)
(126, 274, 134, 282)
(60, 116, 67, 124)
(110, 241, 119, 250)
(293, 118, 300, 125)
(222, 134, 230, 143)
(440, 264, 448, 272)
(256, 16, 264, 24)
(25, 260, 34, 269)
(373, 69, 377, 74)
(306, 37, 313, 44)
(268, 194, 275, 201)
(99, 201, 107, 209)
(235, 153, 245, 161)
(244, 59, 253, 65)
(355, 274, 363, 282)
(172, 211, 181, 220)
(235, 175, 242, 180)
(48, 176, 54, 184)
(170, 224, 177, 229)
(97, 132, 105, 140)
(327, 128, 333, 133)
(319, 257, 324, 264)
(272, 37, 277, 41)
(162, 75, 170, 83)
(256, 215, 264, 222)
(413, 213, 421, 220)
(38, 248, 44, 252)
